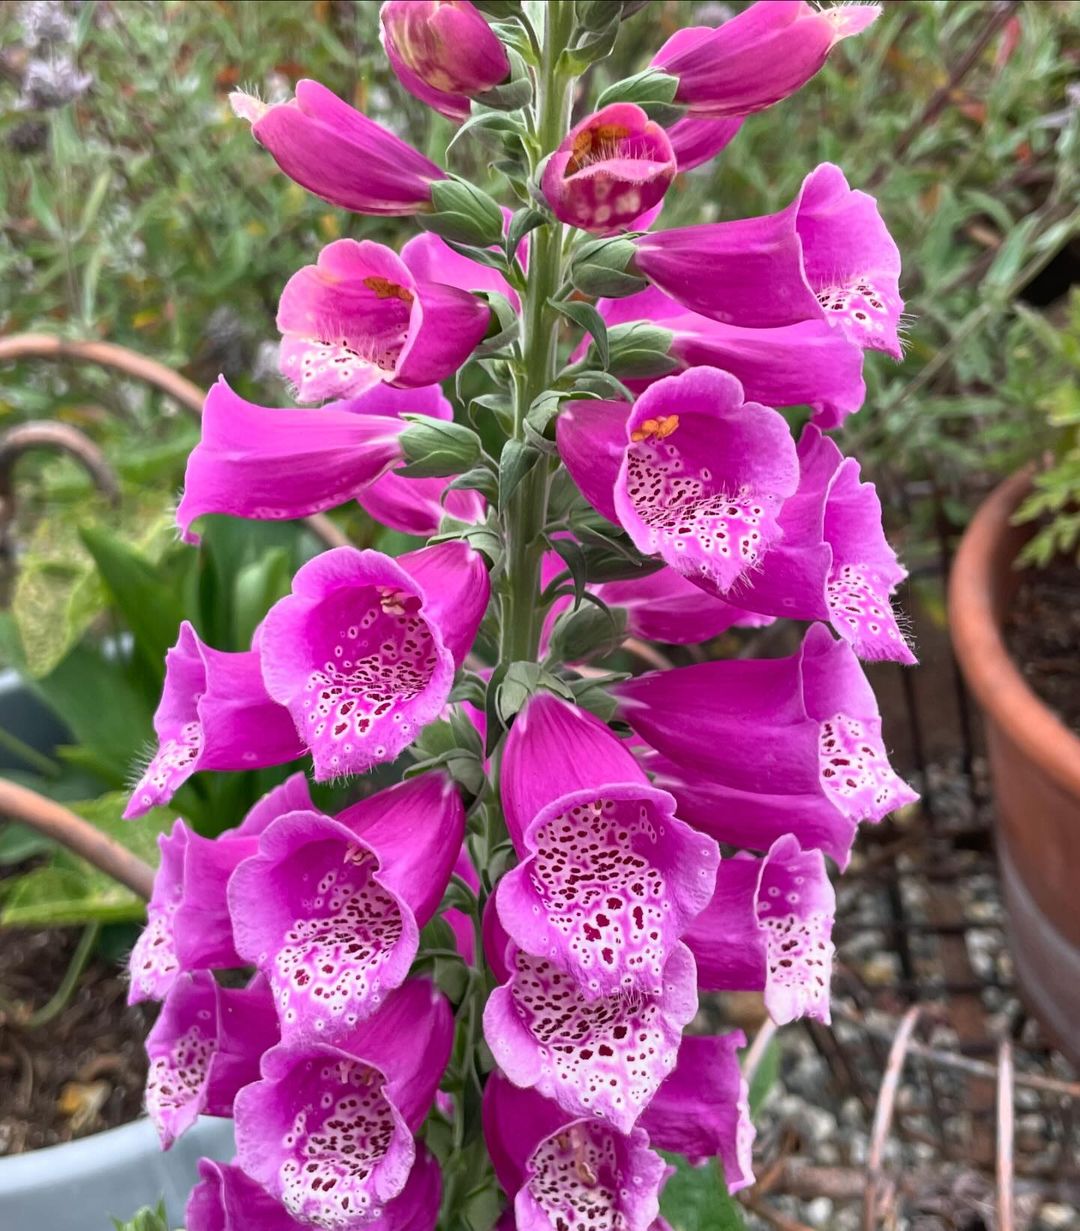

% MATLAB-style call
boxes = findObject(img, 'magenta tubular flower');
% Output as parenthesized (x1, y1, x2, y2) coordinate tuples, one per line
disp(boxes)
(666, 115, 744, 172)
(144, 971, 278, 1148)
(541, 104, 676, 235)
(497, 692, 719, 995)
(633, 163, 904, 358)
(598, 568, 773, 645)
(234, 979, 452, 1228)
(124, 622, 305, 820)
(232, 79, 446, 215)
(652, 0, 881, 119)
(259, 542, 489, 780)
(380, 1, 510, 122)
(187, 1153, 442, 1231)
(558, 367, 799, 595)
(342, 378, 484, 532)
(483, 1073, 668, 1231)
(127, 823, 253, 1002)
(186, 1161, 310, 1231)
(402, 226, 522, 310)
(359, 470, 484, 537)
(685, 836, 836, 1024)
(229, 773, 464, 1042)
(614, 624, 918, 868)
(277, 240, 489, 404)
(727, 425, 915, 662)
(594, 284, 868, 426)
(640, 1032, 754, 1189)
(176, 380, 407, 544)
(189, 1153, 441, 1231)
(483, 944, 698, 1132)
(127, 776, 313, 1001)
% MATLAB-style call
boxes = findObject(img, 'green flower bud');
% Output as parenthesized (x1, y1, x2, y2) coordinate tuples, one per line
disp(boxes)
(569, 236, 647, 299)
(547, 601, 627, 663)
(399, 415, 484, 478)
(605, 321, 680, 379)
(421, 177, 506, 248)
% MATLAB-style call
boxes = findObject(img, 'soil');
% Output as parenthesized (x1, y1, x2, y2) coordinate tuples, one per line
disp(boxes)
(0, 926, 149, 1155)
(1004, 559, 1080, 734)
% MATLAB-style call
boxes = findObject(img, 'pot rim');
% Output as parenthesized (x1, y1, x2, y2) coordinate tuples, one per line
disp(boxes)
(948, 465, 1080, 799)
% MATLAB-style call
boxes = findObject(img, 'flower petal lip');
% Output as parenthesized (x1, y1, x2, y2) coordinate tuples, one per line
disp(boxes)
(541, 103, 677, 235)
(123, 622, 305, 820)
(685, 835, 836, 1025)
(229, 774, 464, 1042)
(723, 424, 916, 662)
(633, 163, 904, 358)
(240, 78, 446, 215)
(482, 1072, 667, 1231)
(652, 0, 881, 119)
(496, 776, 719, 998)
(612, 366, 800, 595)
(274, 240, 489, 404)
(277, 240, 423, 402)
(233, 980, 452, 1227)
(258, 544, 488, 779)
(144, 971, 277, 1149)
(499, 691, 648, 849)
(483, 943, 698, 1133)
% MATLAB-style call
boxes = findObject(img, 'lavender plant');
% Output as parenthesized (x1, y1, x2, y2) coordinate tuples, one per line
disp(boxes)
(121, 4, 918, 1228)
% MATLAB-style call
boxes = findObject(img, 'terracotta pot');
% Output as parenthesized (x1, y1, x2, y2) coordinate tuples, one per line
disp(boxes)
(948, 467, 1080, 1063)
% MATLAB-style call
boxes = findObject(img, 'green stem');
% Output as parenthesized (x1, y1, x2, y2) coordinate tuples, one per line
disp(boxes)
(498, 0, 575, 668)
(26, 922, 99, 1030)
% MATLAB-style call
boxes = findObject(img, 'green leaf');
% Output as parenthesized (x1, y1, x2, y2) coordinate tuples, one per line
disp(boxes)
(232, 547, 291, 648)
(79, 524, 183, 678)
(660, 1156, 748, 1231)
(498, 439, 542, 510)
(26, 642, 154, 787)
(748, 1036, 781, 1116)
(112, 1202, 171, 1231)
(505, 207, 548, 262)
(0, 822, 55, 866)
(549, 297, 610, 370)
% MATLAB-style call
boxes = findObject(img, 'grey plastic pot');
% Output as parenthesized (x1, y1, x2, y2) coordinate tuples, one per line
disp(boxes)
(0, 1115, 234, 1230)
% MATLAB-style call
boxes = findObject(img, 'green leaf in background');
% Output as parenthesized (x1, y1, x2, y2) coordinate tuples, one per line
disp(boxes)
(112, 1202, 171, 1231)
(660, 1155, 748, 1231)
(0, 791, 172, 927)
(79, 521, 185, 680)
(28, 641, 155, 788)
(748, 1036, 781, 1117)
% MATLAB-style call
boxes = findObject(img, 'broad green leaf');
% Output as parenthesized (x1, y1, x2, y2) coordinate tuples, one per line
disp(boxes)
(80, 523, 183, 678)
(660, 1156, 748, 1231)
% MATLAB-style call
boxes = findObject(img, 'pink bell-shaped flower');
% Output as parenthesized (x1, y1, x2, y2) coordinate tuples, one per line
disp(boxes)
(380, 1, 510, 122)
(541, 104, 676, 235)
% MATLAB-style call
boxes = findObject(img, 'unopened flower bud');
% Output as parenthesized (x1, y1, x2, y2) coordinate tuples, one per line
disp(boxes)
(421, 177, 507, 248)
(605, 321, 678, 379)
(381, 1, 511, 122)
(540, 103, 675, 235)
(399, 415, 484, 478)
(569, 235, 647, 298)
